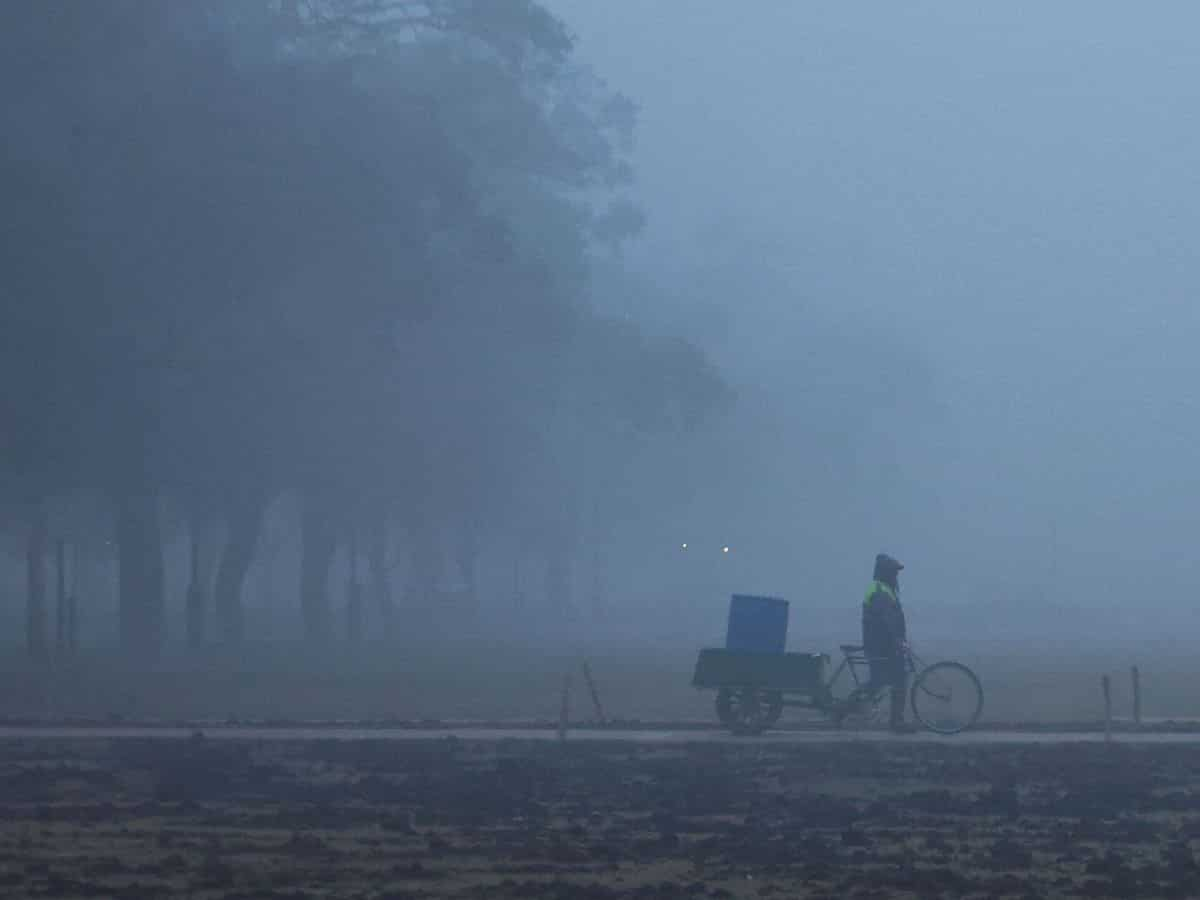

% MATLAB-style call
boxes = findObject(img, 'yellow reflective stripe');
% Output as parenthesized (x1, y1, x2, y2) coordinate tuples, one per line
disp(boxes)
(863, 581, 896, 606)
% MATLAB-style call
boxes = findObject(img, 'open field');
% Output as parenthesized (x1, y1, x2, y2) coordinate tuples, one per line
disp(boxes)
(0, 639, 1192, 728)
(4, 734, 1200, 898)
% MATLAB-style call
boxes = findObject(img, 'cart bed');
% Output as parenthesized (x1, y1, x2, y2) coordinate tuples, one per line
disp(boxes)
(692, 648, 828, 694)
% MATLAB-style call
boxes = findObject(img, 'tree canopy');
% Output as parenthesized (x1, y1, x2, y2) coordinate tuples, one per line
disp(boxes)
(0, 0, 727, 657)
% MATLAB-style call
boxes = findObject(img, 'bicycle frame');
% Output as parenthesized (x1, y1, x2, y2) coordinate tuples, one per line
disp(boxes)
(823, 646, 921, 703)
(825, 650, 866, 694)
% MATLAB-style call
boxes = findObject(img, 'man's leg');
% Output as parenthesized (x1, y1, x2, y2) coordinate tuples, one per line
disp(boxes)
(852, 656, 882, 698)
(889, 660, 909, 730)
(848, 654, 889, 710)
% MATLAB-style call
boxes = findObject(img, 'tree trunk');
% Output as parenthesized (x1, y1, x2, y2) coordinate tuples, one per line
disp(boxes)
(345, 527, 363, 643)
(409, 524, 439, 611)
(213, 496, 266, 645)
(66, 543, 79, 653)
(544, 502, 578, 620)
(366, 522, 392, 634)
(300, 493, 336, 643)
(511, 553, 523, 612)
(116, 492, 165, 660)
(454, 523, 479, 610)
(26, 505, 48, 663)
(66, 591, 78, 653)
(185, 527, 206, 649)
(55, 539, 67, 655)
(546, 544, 572, 616)
(590, 546, 608, 623)
(345, 578, 363, 644)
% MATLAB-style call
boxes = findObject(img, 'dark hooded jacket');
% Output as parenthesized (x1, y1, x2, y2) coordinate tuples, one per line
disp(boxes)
(862, 560, 906, 656)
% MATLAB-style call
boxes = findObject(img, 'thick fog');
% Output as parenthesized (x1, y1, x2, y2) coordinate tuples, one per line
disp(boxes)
(549, 1, 1200, 645)
(2, 2, 1196, 664)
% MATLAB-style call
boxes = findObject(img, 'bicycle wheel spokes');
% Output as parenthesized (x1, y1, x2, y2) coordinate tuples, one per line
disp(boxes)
(911, 661, 983, 735)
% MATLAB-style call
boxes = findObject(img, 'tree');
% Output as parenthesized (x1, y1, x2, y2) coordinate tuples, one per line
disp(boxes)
(0, 0, 727, 656)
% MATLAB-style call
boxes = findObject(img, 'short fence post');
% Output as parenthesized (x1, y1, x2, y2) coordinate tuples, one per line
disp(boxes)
(1131, 665, 1142, 728)
(582, 661, 607, 724)
(1102, 674, 1112, 742)
(558, 673, 572, 742)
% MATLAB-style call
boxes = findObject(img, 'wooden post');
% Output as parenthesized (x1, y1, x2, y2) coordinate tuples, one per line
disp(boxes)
(558, 673, 572, 742)
(1131, 665, 1142, 728)
(1102, 674, 1112, 742)
(582, 661, 607, 724)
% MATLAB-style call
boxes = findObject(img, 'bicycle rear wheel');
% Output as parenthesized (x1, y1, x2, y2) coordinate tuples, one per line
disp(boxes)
(910, 661, 983, 735)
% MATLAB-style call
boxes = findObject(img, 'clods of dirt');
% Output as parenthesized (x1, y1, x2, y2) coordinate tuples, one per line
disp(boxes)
(1, 738, 1199, 897)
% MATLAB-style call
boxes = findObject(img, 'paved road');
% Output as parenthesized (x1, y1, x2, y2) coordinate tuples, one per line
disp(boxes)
(0, 725, 1196, 744)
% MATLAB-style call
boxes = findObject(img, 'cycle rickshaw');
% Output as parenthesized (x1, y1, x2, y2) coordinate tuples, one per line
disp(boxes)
(692, 642, 984, 735)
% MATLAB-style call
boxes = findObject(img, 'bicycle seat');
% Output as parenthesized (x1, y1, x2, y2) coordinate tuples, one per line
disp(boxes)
(840, 644, 864, 654)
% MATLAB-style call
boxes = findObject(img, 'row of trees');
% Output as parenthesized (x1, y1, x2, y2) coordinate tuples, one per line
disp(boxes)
(0, 1, 726, 661)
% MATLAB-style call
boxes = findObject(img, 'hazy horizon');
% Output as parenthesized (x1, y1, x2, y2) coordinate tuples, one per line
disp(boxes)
(544, 1, 1200, 641)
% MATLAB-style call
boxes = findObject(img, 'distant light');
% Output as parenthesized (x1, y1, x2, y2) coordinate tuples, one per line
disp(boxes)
(681, 543, 688, 550)
(722, 546, 730, 554)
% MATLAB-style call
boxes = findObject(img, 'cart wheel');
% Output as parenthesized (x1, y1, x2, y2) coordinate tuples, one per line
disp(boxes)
(762, 692, 784, 728)
(716, 687, 782, 735)
(715, 688, 735, 728)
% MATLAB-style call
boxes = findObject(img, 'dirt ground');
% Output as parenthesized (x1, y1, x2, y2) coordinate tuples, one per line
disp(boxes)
(2, 736, 1199, 899)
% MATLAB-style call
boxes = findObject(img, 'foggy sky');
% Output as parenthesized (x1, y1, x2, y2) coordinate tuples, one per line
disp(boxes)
(551, 1, 1200, 641)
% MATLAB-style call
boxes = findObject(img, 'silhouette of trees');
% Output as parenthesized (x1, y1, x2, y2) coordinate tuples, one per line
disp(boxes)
(0, 1, 726, 659)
